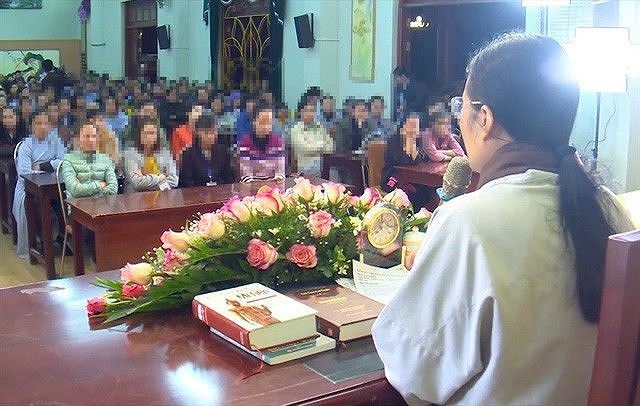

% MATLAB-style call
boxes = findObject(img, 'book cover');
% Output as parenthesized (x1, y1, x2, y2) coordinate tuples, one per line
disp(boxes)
(210, 327, 336, 365)
(193, 283, 317, 350)
(287, 284, 385, 342)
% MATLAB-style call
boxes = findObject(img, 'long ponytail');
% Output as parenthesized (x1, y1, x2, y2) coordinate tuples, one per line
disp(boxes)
(557, 150, 614, 323)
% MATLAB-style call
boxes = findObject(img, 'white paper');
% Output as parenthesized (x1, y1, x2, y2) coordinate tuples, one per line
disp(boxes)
(351, 260, 409, 305)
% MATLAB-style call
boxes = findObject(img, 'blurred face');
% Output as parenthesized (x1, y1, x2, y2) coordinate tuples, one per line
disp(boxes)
(254, 109, 273, 137)
(433, 117, 450, 138)
(92, 114, 107, 133)
(245, 100, 256, 114)
(76, 96, 85, 109)
(322, 98, 334, 113)
(47, 104, 59, 124)
(10, 85, 18, 95)
(262, 92, 273, 105)
(197, 89, 208, 102)
(301, 104, 315, 124)
(370, 99, 384, 118)
(188, 105, 204, 127)
(232, 98, 241, 109)
(0, 97, 6, 108)
(20, 88, 29, 97)
(141, 104, 157, 119)
(277, 107, 288, 120)
(21, 100, 32, 116)
(197, 127, 217, 149)
(78, 124, 98, 153)
(354, 103, 368, 122)
(211, 98, 223, 114)
(105, 99, 117, 116)
(37, 95, 48, 109)
(2, 108, 17, 129)
(402, 116, 420, 140)
(32, 113, 50, 140)
(59, 99, 70, 115)
(140, 123, 158, 150)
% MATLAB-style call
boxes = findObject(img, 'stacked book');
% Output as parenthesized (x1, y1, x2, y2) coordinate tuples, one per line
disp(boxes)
(193, 283, 385, 365)
(193, 283, 335, 365)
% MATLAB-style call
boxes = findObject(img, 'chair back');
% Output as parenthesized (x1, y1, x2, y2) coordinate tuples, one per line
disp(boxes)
(55, 161, 68, 227)
(588, 229, 640, 406)
(367, 141, 386, 189)
(13, 140, 23, 162)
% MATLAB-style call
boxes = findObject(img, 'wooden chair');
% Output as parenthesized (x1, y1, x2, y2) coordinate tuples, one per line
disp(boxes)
(367, 141, 386, 189)
(588, 229, 640, 406)
(55, 162, 71, 273)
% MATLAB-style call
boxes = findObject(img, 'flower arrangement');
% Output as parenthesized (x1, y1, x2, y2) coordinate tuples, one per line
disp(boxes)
(87, 178, 430, 323)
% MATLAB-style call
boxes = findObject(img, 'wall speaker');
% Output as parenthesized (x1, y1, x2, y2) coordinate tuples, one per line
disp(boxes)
(157, 25, 170, 50)
(294, 14, 314, 48)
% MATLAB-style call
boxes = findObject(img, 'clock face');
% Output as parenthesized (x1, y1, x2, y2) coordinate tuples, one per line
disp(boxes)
(366, 208, 400, 249)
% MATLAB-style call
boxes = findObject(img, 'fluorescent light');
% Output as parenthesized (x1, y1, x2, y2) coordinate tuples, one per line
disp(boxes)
(522, 0, 570, 6)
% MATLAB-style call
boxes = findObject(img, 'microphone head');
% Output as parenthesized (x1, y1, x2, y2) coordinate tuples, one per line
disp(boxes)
(442, 156, 472, 200)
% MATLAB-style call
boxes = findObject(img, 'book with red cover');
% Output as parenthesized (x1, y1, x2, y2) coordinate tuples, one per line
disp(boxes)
(192, 283, 317, 350)
(287, 284, 385, 342)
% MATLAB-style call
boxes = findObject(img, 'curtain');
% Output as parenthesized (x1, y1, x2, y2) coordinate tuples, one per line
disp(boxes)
(208, 0, 221, 86)
(269, 0, 286, 102)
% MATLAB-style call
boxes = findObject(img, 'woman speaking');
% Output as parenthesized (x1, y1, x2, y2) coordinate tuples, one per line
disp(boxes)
(372, 33, 634, 405)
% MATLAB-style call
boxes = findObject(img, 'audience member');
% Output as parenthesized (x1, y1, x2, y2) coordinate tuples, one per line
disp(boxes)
(238, 103, 285, 180)
(335, 99, 370, 153)
(0, 106, 26, 158)
(422, 109, 464, 162)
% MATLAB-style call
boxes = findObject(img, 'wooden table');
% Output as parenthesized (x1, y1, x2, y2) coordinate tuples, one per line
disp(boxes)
(22, 172, 62, 280)
(67, 178, 327, 275)
(0, 158, 17, 244)
(395, 161, 480, 190)
(321, 153, 367, 195)
(0, 271, 404, 405)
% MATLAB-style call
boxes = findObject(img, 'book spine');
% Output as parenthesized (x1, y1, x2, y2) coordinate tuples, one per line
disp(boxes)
(192, 300, 252, 350)
(315, 316, 341, 341)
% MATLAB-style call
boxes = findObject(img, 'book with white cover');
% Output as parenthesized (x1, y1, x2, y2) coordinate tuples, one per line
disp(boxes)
(192, 283, 318, 350)
(210, 327, 336, 365)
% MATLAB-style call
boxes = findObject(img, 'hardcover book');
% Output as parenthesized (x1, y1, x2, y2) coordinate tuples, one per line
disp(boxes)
(210, 327, 336, 365)
(287, 284, 385, 342)
(193, 283, 317, 350)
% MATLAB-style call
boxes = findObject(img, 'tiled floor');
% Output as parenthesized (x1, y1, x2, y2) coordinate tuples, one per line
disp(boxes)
(0, 232, 95, 288)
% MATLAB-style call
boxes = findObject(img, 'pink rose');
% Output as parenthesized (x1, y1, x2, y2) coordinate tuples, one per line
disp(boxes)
(292, 177, 315, 201)
(308, 210, 335, 238)
(122, 283, 146, 298)
(322, 182, 346, 204)
(414, 207, 432, 221)
(220, 195, 251, 222)
(162, 249, 185, 272)
(348, 195, 360, 206)
(383, 189, 412, 209)
(358, 187, 381, 208)
(86, 297, 107, 315)
(253, 185, 284, 214)
(197, 212, 225, 239)
(246, 238, 278, 270)
(160, 230, 193, 252)
(120, 262, 153, 285)
(286, 244, 318, 268)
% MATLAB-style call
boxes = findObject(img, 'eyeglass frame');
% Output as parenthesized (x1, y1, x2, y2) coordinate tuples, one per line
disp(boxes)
(450, 96, 483, 119)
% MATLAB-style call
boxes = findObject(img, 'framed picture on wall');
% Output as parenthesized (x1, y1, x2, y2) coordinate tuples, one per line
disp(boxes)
(0, 0, 42, 9)
(350, 0, 376, 82)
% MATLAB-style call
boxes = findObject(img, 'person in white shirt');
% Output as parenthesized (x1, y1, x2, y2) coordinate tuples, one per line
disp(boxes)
(372, 33, 634, 405)
(290, 100, 334, 177)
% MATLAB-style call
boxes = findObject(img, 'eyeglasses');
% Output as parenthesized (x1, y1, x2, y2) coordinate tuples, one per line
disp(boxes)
(450, 96, 483, 118)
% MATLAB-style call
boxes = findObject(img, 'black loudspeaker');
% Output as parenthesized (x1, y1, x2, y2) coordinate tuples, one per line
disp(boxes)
(157, 25, 170, 50)
(294, 14, 314, 48)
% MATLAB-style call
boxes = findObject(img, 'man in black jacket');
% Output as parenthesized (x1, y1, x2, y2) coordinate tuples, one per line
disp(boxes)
(392, 66, 426, 123)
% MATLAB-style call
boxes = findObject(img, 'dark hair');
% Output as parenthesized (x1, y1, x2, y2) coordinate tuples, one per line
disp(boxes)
(42, 59, 54, 72)
(370, 95, 384, 104)
(193, 112, 217, 150)
(132, 116, 159, 153)
(466, 32, 615, 323)
(251, 101, 273, 122)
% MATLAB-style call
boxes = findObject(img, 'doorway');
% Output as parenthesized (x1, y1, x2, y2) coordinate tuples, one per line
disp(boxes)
(124, 0, 157, 82)
(399, 0, 525, 98)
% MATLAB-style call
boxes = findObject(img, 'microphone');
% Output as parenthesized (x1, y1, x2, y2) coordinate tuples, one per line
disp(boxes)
(436, 156, 472, 203)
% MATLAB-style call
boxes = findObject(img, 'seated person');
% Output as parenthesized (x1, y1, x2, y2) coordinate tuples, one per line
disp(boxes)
(171, 104, 203, 161)
(178, 112, 234, 187)
(335, 99, 370, 153)
(380, 114, 430, 210)
(290, 100, 333, 177)
(104, 96, 129, 140)
(422, 110, 464, 162)
(13, 110, 66, 259)
(367, 96, 392, 139)
(0, 106, 26, 158)
(372, 33, 635, 405)
(61, 122, 118, 199)
(237, 102, 285, 180)
(123, 117, 178, 192)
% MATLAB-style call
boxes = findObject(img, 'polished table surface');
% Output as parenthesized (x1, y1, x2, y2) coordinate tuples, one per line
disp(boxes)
(21, 172, 62, 279)
(0, 271, 403, 405)
(67, 177, 338, 275)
